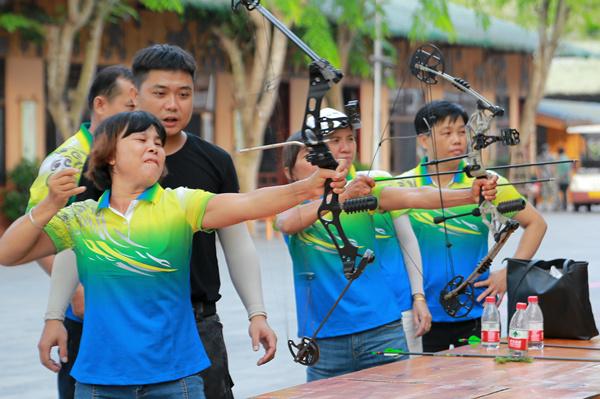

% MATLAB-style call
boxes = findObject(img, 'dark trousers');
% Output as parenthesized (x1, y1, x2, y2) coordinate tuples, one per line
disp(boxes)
(422, 318, 481, 353)
(58, 318, 83, 399)
(193, 306, 234, 399)
(559, 182, 569, 210)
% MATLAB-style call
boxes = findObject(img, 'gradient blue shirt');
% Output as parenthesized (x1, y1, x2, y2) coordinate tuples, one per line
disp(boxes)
(44, 184, 214, 384)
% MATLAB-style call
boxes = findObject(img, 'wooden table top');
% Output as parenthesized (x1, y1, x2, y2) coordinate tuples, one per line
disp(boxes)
(257, 338, 600, 398)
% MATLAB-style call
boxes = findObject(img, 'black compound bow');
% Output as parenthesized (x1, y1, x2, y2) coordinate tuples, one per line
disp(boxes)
(233, 0, 377, 366)
(405, 44, 575, 318)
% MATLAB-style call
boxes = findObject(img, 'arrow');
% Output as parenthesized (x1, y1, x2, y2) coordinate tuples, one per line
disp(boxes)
(371, 347, 600, 363)
(459, 336, 600, 351)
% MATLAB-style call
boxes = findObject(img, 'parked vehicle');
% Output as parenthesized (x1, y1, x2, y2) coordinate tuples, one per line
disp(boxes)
(570, 167, 600, 212)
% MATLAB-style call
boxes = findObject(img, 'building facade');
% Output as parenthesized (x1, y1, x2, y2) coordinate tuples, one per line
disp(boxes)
(0, 2, 536, 191)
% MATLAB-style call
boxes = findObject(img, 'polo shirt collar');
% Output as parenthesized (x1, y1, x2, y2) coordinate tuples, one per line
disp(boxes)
(96, 183, 163, 212)
(417, 157, 467, 187)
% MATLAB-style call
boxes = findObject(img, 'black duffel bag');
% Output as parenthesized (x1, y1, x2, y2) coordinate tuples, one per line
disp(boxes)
(507, 258, 598, 340)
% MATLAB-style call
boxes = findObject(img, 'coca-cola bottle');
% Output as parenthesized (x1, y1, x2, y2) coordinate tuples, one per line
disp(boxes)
(525, 295, 544, 350)
(481, 296, 500, 349)
(508, 302, 529, 357)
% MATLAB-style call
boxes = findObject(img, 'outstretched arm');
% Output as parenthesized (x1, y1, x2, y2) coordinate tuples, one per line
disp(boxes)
(276, 175, 374, 235)
(217, 224, 277, 365)
(378, 175, 498, 211)
(203, 164, 348, 229)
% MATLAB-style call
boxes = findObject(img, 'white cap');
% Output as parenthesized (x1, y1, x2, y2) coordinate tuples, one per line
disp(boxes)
(306, 107, 349, 133)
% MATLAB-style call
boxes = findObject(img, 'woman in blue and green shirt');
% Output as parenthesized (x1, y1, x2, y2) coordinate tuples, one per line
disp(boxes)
(277, 109, 499, 382)
(0, 111, 349, 399)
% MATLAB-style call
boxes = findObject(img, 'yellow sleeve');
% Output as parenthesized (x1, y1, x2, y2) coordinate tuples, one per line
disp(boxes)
(176, 187, 216, 233)
(491, 175, 526, 218)
(44, 208, 75, 252)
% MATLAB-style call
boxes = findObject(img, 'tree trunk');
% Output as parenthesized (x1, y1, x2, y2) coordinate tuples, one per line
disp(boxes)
(513, 0, 569, 177)
(68, 0, 116, 129)
(325, 25, 355, 110)
(215, 10, 289, 193)
(45, 0, 97, 140)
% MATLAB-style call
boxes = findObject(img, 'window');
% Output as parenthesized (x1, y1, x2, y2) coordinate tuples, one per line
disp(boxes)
(388, 88, 424, 174)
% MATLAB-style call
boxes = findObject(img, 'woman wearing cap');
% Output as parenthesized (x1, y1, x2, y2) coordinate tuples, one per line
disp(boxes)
(277, 107, 498, 381)
(0, 110, 348, 399)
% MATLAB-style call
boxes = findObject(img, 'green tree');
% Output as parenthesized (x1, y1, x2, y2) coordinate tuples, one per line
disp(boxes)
(188, 0, 456, 192)
(0, 0, 183, 140)
(461, 0, 600, 166)
(186, 0, 307, 192)
(1, 159, 39, 222)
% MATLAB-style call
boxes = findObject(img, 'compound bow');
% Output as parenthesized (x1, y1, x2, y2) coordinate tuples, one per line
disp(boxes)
(232, 0, 377, 365)
(404, 44, 574, 318)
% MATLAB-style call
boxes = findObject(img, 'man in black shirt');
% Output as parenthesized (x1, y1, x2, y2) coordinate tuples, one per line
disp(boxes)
(133, 44, 277, 398)
(70, 44, 277, 398)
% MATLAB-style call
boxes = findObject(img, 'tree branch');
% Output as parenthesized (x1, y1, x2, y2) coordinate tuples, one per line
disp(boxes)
(250, 27, 288, 147)
(213, 27, 248, 142)
(69, 0, 116, 129)
(70, 0, 96, 32)
(246, 10, 272, 128)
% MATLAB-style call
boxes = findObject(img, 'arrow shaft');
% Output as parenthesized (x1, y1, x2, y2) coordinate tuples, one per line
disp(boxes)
(497, 341, 600, 351)
(374, 350, 600, 362)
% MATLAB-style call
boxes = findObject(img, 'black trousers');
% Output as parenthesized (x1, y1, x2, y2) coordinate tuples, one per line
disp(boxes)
(194, 312, 235, 399)
(58, 318, 83, 399)
(422, 318, 481, 353)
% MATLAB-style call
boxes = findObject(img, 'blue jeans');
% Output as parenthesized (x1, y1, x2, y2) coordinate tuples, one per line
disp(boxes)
(74, 375, 205, 399)
(307, 318, 409, 382)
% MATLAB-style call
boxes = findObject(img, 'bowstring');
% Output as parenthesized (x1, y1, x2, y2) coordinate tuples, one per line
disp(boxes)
(365, 74, 419, 177)
(240, 6, 301, 346)
(419, 78, 457, 287)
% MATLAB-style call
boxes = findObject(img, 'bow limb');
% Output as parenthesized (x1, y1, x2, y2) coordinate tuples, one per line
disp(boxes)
(441, 220, 519, 302)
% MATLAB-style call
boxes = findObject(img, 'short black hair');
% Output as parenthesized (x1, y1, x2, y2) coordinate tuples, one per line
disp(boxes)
(86, 111, 167, 191)
(414, 100, 468, 135)
(87, 65, 134, 110)
(131, 44, 197, 87)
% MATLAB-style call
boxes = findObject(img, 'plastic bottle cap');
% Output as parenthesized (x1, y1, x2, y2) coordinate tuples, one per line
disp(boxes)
(485, 296, 496, 303)
(516, 302, 527, 310)
(528, 296, 538, 303)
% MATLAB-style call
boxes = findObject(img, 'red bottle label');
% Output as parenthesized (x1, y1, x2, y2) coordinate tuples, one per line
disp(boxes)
(508, 329, 528, 351)
(482, 330, 500, 343)
(529, 329, 544, 342)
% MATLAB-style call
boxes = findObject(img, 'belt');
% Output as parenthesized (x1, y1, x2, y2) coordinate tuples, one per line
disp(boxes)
(192, 301, 217, 318)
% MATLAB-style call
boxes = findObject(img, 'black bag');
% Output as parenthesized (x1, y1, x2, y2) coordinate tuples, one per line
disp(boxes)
(507, 258, 598, 340)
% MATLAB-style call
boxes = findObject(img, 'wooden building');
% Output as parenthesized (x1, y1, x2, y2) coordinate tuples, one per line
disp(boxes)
(0, 0, 585, 190)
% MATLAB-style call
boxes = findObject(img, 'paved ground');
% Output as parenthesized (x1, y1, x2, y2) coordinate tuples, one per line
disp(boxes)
(1, 210, 599, 398)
